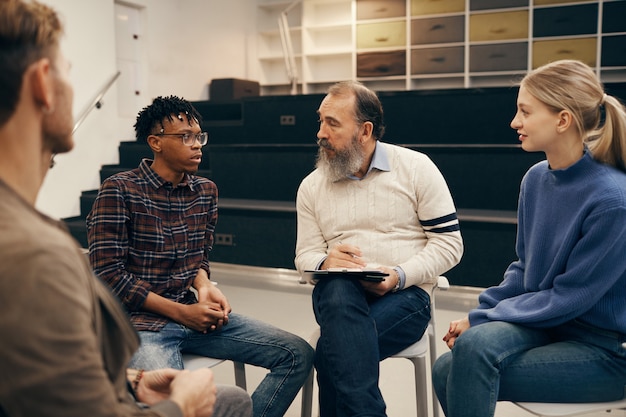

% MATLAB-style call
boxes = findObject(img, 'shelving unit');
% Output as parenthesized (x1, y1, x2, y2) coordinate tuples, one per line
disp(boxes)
(302, 0, 353, 93)
(256, 0, 626, 95)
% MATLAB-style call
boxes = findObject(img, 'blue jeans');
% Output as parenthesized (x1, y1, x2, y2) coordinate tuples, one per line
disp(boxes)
(128, 313, 314, 417)
(432, 320, 626, 417)
(312, 277, 431, 417)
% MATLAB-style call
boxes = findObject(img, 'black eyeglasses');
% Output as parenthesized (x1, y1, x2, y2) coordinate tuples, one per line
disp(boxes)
(155, 132, 209, 146)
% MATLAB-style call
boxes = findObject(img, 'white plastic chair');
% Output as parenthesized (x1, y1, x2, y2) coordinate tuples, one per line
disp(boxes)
(182, 354, 247, 390)
(300, 275, 449, 417)
(511, 397, 626, 416)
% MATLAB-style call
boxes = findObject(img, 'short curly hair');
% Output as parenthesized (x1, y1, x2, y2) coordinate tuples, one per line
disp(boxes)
(134, 95, 203, 143)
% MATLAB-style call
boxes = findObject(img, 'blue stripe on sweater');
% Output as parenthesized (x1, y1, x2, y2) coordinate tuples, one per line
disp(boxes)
(420, 212, 458, 226)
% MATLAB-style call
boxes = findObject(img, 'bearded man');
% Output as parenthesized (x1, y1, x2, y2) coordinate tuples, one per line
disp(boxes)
(294, 81, 464, 417)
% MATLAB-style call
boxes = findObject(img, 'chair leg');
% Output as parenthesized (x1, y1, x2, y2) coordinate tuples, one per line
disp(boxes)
(301, 368, 315, 417)
(411, 356, 429, 417)
(428, 333, 440, 417)
(234, 361, 247, 390)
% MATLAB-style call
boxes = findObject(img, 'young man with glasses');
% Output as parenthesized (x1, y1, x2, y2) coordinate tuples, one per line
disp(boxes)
(87, 95, 314, 417)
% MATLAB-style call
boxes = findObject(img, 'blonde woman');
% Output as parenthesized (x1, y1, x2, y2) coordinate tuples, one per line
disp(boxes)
(432, 59, 626, 417)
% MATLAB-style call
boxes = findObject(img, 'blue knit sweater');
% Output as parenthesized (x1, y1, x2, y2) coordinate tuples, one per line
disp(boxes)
(469, 151, 626, 334)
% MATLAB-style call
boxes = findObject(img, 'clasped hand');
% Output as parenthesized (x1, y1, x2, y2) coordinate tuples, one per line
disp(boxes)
(134, 367, 216, 417)
(442, 316, 471, 349)
(181, 286, 231, 333)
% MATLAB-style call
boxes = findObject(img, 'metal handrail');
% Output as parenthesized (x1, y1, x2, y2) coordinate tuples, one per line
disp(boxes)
(73, 71, 121, 134)
(50, 71, 121, 168)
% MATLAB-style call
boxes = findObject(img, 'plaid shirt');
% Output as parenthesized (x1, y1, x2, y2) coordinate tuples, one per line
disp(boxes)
(86, 159, 218, 331)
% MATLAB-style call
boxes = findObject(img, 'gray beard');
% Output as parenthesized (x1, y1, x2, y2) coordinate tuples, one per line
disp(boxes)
(315, 136, 365, 182)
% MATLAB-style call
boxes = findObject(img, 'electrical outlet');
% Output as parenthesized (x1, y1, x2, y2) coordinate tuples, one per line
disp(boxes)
(215, 233, 234, 246)
(280, 115, 296, 125)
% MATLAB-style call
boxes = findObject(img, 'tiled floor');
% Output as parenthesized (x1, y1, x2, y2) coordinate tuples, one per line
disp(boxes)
(208, 263, 625, 417)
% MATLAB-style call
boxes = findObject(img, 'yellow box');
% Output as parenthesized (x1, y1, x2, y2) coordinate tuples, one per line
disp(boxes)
(470, 11, 529, 42)
(357, 21, 407, 49)
(411, 0, 464, 16)
(533, 37, 597, 68)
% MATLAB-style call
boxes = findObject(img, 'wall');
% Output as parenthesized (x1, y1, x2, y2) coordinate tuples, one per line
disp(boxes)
(36, 0, 119, 219)
(35, 0, 256, 219)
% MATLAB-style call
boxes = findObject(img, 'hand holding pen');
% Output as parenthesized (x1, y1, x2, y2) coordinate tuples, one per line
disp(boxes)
(322, 241, 368, 270)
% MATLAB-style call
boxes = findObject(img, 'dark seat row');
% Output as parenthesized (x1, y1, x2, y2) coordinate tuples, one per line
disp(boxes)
(210, 198, 518, 289)
(207, 143, 543, 211)
(63, 83, 625, 288)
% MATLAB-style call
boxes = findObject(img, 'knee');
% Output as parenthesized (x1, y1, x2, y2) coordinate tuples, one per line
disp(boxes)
(215, 385, 252, 417)
(278, 333, 315, 372)
(314, 278, 363, 311)
(295, 336, 315, 370)
(453, 324, 496, 356)
(298, 339, 315, 369)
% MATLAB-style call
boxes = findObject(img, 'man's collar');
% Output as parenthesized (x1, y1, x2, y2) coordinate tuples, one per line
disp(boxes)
(347, 141, 389, 180)
(139, 159, 195, 191)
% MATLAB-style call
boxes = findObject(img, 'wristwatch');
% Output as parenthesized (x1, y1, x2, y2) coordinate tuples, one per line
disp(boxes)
(392, 270, 401, 292)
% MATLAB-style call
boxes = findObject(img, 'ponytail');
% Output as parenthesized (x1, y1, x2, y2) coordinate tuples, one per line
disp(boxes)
(586, 94, 626, 171)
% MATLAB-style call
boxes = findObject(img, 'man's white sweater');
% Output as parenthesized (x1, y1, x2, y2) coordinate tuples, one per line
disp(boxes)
(295, 142, 463, 293)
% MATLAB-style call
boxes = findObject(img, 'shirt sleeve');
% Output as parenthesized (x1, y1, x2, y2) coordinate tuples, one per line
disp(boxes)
(86, 178, 152, 311)
(202, 185, 218, 276)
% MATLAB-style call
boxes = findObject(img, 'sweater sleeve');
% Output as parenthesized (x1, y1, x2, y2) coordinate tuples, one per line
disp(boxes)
(470, 202, 626, 328)
(294, 174, 329, 274)
(400, 153, 463, 287)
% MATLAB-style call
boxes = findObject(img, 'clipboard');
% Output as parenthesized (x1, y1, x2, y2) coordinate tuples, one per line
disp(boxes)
(304, 268, 388, 282)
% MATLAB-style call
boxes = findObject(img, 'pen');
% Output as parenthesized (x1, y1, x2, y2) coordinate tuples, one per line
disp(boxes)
(338, 241, 357, 258)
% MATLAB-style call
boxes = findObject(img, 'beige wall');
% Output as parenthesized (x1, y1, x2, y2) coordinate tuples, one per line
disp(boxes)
(36, 0, 256, 219)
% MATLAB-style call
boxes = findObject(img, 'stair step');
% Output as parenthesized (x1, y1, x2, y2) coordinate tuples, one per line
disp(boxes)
(80, 189, 99, 218)
(63, 216, 88, 248)
(118, 141, 151, 167)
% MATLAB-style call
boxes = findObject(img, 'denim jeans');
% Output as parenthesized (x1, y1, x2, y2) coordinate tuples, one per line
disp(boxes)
(128, 313, 314, 417)
(432, 320, 626, 417)
(312, 277, 431, 417)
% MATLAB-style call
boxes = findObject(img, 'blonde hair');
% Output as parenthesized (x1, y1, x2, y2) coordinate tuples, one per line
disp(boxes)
(520, 59, 626, 171)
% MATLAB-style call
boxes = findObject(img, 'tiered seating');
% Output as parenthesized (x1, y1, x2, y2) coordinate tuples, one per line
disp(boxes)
(63, 83, 626, 288)
(192, 89, 538, 288)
